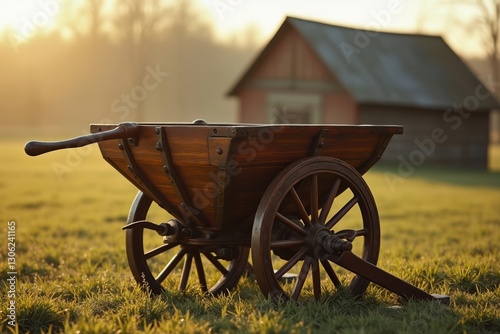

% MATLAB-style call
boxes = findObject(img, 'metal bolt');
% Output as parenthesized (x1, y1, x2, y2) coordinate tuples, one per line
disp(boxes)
(216, 148, 223, 155)
(317, 141, 325, 148)
(156, 142, 162, 151)
(163, 165, 169, 173)
(155, 127, 160, 134)
(181, 228, 191, 238)
(118, 143, 124, 150)
(127, 165, 133, 173)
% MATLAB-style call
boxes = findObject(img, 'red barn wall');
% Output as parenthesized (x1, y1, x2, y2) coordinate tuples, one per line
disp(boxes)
(251, 26, 335, 81)
(239, 90, 265, 123)
(323, 93, 358, 124)
(236, 25, 355, 124)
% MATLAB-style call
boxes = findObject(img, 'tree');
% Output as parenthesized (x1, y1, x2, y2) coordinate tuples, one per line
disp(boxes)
(113, 0, 170, 121)
(470, 0, 500, 143)
(470, 0, 499, 95)
(434, 0, 500, 142)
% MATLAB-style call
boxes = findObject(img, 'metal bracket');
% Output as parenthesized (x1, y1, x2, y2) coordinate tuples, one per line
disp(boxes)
(215, 167, 227, 227)
(118, 138, 172, 213)
(155, 127, 207, 227)
(309, 129, 329, 156)
(208, 137, 232, 166)
(207, 136, 233, 227)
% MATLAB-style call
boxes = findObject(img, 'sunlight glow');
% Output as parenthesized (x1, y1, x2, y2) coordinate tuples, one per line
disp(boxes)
(0, 0, 60, 41)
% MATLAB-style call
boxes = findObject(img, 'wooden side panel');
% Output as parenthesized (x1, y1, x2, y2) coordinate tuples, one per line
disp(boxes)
(95, 125, 220, 228)
(219, 126, 398, 229)
(93, 124, 401, 230)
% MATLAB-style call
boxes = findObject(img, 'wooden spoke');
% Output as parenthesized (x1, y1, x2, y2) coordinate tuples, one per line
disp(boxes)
(179, 253, 193, 290)
(251, 157, 380, 302)
(276, 212, 307, 236)
(355, 229, 367, 236)
(321, 259, 341, 287)
(144, 243, 179, 260)
(156, 247, 187, 284)
(274, 248, 307, 280)
(194, 252, 208, 292)
(325, 196, 359, 230)
(270, 239, 304, 248)
(318, 179, 341, 225)
(126, 192, 249, 296)
(311, 259, 321, 300)
(290, 187, 311, 227)
(203, 252, 229, 275)
(310, 175, 319, 224)
(291, 257, 312, 301)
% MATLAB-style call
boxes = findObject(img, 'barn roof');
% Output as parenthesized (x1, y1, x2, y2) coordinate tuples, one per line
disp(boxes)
(228, 17, 500, 110)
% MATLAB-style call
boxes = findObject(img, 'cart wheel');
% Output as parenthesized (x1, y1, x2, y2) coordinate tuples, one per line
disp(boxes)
(125, 191, 249, 296)
(251, 157, 380, 302)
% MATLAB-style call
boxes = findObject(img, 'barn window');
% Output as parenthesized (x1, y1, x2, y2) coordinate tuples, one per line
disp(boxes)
(267, 93, 321, 124)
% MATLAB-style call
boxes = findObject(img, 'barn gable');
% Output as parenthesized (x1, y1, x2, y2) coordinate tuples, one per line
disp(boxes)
(229, 16, 500, 111)
(227, 16, 500, 168)
(232, 23, 341, 89)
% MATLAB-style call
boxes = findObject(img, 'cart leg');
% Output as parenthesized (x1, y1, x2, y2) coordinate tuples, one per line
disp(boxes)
(329, 250, 450, 304)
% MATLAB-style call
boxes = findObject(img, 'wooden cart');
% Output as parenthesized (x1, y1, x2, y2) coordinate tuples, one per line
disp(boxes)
(25, 121, 449, 304)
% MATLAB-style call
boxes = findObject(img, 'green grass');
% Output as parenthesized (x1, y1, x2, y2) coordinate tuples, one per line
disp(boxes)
(1, 139, 499, 333)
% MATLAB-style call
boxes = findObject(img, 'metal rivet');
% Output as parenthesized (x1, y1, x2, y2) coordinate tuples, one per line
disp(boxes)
(155, 127, 160, 134)
(156, 142, 162, 150)
(216, 147, 223, 155)
(118, 143, 124, 150)
(127, 165, 133, 172)
(213, 128, 218, 134)
(163, 165, 169, 173)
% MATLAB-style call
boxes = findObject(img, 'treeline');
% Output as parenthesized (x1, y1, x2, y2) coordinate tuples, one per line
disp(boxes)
(0, 0, 260, 133)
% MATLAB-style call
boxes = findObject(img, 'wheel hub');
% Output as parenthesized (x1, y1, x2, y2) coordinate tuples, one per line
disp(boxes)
(306, 225, 352, 260)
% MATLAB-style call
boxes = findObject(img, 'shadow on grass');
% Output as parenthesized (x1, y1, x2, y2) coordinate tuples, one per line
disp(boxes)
(373, 164, 500, 189)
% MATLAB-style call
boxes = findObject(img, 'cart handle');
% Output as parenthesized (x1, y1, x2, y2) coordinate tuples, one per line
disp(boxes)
(24, 122, 139, 156)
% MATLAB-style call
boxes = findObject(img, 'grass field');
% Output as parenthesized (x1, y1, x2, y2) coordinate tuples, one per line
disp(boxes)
(0, 139, 499, 333)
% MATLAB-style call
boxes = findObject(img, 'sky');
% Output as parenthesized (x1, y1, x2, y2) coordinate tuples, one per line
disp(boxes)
(0, 0, 491, 58)
(199, 0, 488, 58)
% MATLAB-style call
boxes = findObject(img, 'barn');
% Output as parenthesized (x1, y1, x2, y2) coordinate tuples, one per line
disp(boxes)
(227, 17, 500, 169)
